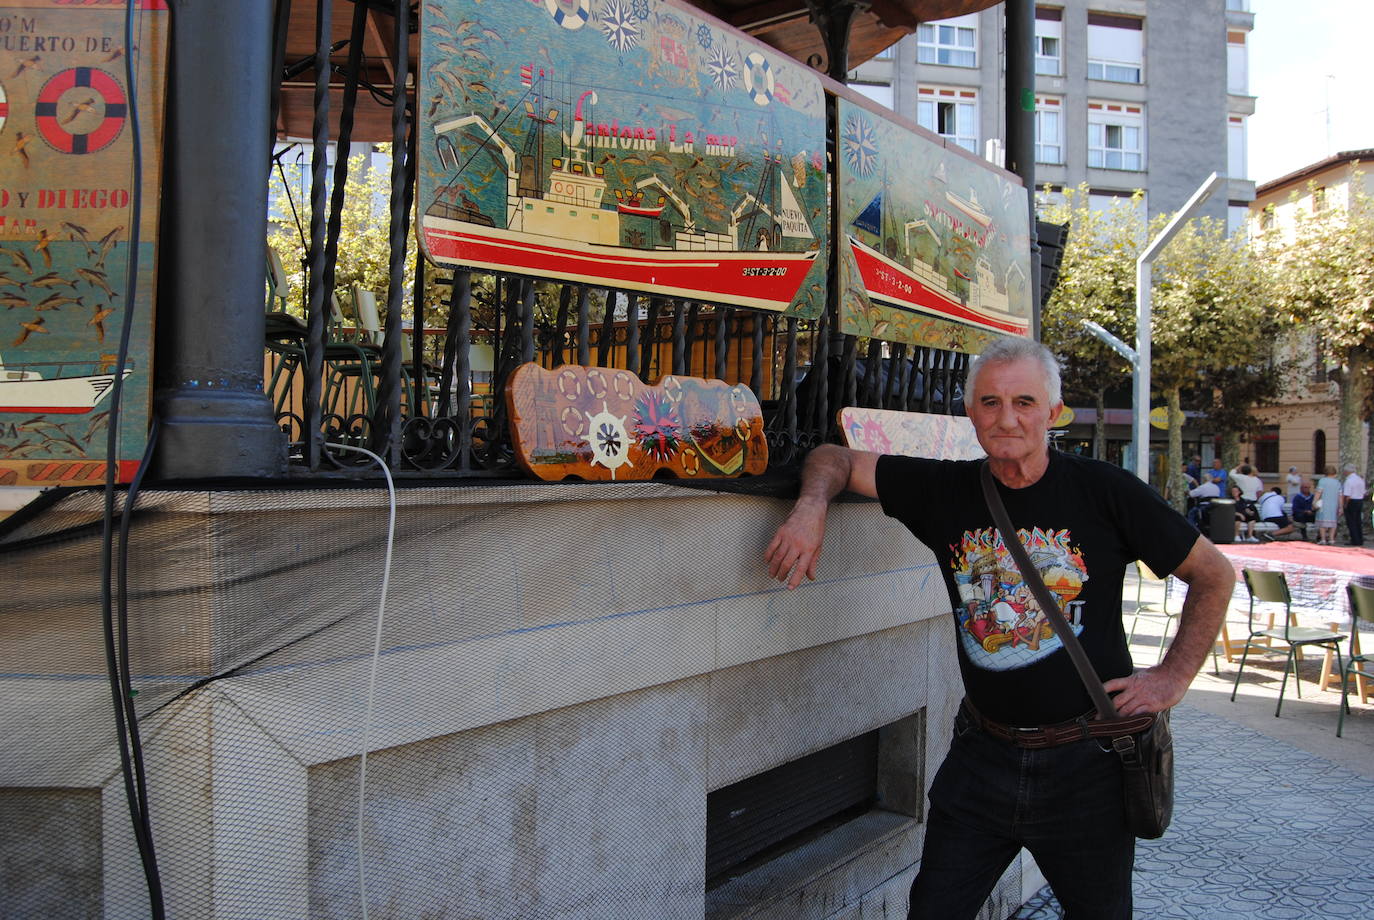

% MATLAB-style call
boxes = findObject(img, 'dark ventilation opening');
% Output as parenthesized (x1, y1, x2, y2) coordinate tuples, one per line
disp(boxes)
(705, 730, 879, 888)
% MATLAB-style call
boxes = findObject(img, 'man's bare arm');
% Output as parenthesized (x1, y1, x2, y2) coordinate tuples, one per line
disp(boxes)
(764, 445, 879, 589)
(1104, 536, 1235, 716)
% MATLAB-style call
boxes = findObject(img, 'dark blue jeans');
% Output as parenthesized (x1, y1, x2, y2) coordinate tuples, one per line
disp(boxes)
(908, 707, 1135, 919)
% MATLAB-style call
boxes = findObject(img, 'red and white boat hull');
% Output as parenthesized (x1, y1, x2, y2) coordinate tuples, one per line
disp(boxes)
(423, 217, 819, 313)
(848, 236, 1028, 336)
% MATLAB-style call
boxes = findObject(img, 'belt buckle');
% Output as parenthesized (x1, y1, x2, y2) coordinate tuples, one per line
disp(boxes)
(1009, 724, 1046, 747)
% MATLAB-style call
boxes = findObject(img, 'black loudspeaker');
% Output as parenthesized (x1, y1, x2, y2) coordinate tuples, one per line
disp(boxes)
(1036, 218, 1070, 311)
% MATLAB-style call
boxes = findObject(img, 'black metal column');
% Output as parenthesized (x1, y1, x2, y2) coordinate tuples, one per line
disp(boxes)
(1004, 0, 1042, 341)
(154, 0, 285, 478)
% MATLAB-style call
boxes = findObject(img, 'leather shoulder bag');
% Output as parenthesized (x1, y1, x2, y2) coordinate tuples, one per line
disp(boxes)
(979, 462, 1174, 840)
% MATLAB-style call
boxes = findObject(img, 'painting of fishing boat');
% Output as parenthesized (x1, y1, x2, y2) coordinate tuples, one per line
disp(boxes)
(417, 0, 828, 317)
(836, 97, 1032, 348)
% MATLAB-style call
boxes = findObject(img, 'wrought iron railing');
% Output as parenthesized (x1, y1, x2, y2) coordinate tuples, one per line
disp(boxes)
(267, 0, 968, 478)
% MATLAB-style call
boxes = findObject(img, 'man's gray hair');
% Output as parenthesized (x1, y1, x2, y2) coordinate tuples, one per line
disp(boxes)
(966, 337, 1062, 406)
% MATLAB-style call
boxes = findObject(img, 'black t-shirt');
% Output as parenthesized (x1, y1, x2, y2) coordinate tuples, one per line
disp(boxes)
(875, 449, 1199, 725)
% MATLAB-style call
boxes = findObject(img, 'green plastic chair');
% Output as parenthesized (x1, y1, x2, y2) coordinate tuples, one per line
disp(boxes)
(1230, 569, 1347, 717)
(1128, 561, 1220, 674)
(1338, 582, 1374, 738)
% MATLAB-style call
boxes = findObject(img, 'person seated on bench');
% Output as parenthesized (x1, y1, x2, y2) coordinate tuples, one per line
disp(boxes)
(1187, 471, 1223, 530)
(1257, 486, 1298, 541)
(1232, 484, 1260, 542)
(1291, 480, 1316, 534)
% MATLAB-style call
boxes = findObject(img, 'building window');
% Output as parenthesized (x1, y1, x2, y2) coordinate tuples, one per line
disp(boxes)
(850, 82, 894, 110)
(1227, 30, 1248, 95)
(1253, 425, 1280, 474)
(1087, 12, 1143, 84)
(1088, 188, 1147, 225)
(917, 15, 977, 68)
(1315, 430, 1327, 473)
(1087, 102, 1144, 171)
(1313, 186, 1327, 213)
(873, 45, 894, 61)
(1228, 201, 1249, 238)
(1035, 96, 1063, 164)
(917, 86, 978, 152)
(1228, 117, 1246, 181)
(1035, 8, 1062, 75)
(1259, 206, 1274, 231)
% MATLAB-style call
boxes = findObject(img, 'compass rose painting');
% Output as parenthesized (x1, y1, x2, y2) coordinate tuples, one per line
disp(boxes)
(836, 95, 1032, 354)
(0, 1, 169, 487)
(418, 0, 828, 318)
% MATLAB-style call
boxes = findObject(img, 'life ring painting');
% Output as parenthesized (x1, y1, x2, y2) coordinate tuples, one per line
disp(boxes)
(0, 1, 169, 487)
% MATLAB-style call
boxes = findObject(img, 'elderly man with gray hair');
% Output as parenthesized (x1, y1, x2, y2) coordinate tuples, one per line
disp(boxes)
(764, 336, 1235, 918)
(1341, 463, 1367, 547)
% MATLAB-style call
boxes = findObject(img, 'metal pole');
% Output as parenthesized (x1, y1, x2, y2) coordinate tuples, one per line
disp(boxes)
(1004, 0, 1040, 339)
(1132, 172, 1225, 481)
(154, 0, 285, 478)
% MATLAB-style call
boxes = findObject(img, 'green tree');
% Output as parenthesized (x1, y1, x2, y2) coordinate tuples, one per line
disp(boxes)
(1039, 186, 1141, 458)
(267, 146, 451, 338)
(1152, 215, 1277, 509)
(1263, 177, 1374, 480)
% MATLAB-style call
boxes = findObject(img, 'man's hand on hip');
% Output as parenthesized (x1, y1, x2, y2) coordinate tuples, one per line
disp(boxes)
(1103, 667, 1190, 716)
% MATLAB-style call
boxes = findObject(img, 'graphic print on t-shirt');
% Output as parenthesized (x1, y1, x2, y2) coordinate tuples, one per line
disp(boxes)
(950, 525, 1088, 671)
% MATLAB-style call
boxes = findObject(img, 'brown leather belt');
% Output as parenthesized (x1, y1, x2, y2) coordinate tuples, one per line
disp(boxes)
(961, 699, 1156, 750)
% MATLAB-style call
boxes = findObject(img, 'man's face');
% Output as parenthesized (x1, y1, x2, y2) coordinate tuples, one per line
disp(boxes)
(1212, 459, 1223, 469)
(967, 358, 1061, 467)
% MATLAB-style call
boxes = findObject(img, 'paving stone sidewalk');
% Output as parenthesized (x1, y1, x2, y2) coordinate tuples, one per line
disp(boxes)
(1012, 702, 1374, 918)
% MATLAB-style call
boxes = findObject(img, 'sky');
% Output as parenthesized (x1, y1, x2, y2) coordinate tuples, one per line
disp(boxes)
(1247, 0, 1374, 185)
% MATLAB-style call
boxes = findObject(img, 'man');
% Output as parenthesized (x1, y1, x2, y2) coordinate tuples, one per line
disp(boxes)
(1341, 463, 1366, 547)
(1291, 480, 1316, 535)
(1186, 471, 1222, 530)
(1208, 457, 1228, 493)
(1186, 455, 1202, 486)
(764, 337, 1234, 920)
(1256, 486, 1296, 541)
(1229, 463, 1263, 503)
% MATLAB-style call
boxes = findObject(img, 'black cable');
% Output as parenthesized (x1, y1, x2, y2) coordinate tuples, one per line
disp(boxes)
(99, 1, 165, 915)
(119, 416, 161, 840)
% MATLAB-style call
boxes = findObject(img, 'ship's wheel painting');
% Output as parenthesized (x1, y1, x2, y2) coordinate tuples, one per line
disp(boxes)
(417, 0, 828, 319)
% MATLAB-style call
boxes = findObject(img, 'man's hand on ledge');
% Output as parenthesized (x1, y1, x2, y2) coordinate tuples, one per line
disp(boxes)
(765, 497, 827, 590)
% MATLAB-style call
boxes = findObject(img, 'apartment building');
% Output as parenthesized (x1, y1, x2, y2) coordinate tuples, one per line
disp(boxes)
(848, 0, 1257, 233)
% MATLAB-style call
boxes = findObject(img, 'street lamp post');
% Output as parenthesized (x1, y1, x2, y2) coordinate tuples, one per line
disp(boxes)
(1131, 172, 1226, 482)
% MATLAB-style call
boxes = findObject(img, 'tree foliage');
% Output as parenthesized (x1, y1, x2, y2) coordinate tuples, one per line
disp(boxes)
(1040, 186, 1281, 506)
(267, 146, 452, 330)
(1039, 186, 1141, 456)
(1151, 214, 1277, 505)
(1262, 176, 1374, 477)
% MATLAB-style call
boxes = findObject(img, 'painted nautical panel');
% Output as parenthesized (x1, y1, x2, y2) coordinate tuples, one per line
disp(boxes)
(839, 406, 983, 461)
(417, 0, 827, 318)
(506, 362, 768, 480)
(0, 0, 167, 487)
(836, 96, 1032, 352)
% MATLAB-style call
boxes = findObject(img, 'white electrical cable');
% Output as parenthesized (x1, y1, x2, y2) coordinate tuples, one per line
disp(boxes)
(323, 442, 396, 920)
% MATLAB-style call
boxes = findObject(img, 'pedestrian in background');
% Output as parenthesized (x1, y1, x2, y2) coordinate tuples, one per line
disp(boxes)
(1316, 466, 1341, 545)
(1341, 463, 1366, 547)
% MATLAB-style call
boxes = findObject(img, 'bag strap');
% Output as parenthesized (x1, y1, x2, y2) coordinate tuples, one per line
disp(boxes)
(979, 461, 1121, 720)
